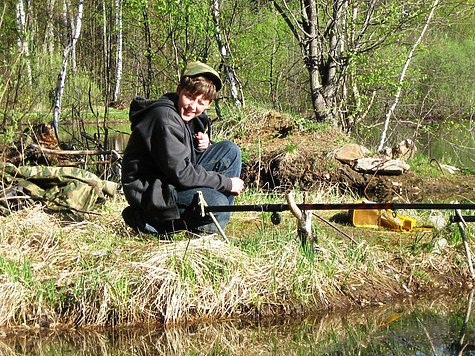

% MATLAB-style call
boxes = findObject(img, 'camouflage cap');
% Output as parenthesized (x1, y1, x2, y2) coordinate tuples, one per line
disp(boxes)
(182, 61, 222, 91)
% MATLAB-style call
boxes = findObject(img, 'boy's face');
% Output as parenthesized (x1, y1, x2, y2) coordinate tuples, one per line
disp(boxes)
(176, 86, 212, 122)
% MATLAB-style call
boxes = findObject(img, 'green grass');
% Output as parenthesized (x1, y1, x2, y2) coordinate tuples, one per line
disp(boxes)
(408, 151, 475, 178)
(408, 153, 447, 178)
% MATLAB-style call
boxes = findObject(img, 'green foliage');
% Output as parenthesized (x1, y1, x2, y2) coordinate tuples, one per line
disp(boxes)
(284, 142, 296, 154)
(413, 35, 474, 117)
(0, 0, 472, 153)
(224, 4, 306, 113)
(63, 70, 103, 109)
(0, 256, 33, 286)
(1, 116, 18, 145)
(354, 46, 403, 95)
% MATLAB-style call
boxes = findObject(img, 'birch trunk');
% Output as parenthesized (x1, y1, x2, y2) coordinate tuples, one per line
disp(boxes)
(102, 0, 110, 98)
(301, 0, 327, 122)
(377, 0, 440, 152)
(43, 0, 55, 58)
(52, 0, 84, 138)
(212, 0, 242, 106)
(0, 3, 6, 30)
(112, 0, 123, 103)
(71, 0, 77, 74)
(15, 0, 32, 87)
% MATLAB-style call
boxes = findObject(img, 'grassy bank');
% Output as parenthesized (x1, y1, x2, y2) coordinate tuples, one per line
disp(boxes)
(0, 187, 472, 330)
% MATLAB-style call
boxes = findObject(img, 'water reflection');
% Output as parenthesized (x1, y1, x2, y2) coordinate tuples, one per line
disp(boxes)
(1, 291, 473, 355)
(365, 119, 474, 169)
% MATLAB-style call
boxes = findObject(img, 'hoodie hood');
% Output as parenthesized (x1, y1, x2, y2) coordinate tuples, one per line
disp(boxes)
(128, 95, 177, 129)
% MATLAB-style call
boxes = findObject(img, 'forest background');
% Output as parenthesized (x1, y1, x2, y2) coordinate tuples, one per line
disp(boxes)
(0, 0, 473, 156)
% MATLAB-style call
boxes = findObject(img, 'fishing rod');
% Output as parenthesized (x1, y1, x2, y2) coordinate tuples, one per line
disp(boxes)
(196, 192, 474, 249)
(203, 202, 475, 213)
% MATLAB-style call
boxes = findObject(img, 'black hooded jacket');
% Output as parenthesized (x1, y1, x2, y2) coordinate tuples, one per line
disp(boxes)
(121, 94, 232, 221)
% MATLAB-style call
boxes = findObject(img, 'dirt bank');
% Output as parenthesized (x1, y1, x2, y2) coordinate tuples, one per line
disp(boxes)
(234, 111, 474, 203)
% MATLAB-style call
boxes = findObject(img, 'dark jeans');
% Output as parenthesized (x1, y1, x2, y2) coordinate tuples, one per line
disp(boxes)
(145, 140, 241, 234)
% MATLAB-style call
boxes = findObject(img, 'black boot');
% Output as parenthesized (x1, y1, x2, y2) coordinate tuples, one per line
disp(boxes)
(122, 205, 146, 233)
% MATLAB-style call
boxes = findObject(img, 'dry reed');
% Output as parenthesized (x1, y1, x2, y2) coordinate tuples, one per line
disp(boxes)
(0, 191, 472, 329)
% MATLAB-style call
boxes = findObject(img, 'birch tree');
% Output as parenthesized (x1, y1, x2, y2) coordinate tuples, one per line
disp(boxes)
(112, 0, 123, 103)
(212, 0, 242, 106)
(102, 0, 110, 101)
(377, 0, 440, 152)
(273, 0, 429, 126)
(15, 0, 32, 87)
(70, 0, 78, 74)
(52, 0, 84, 138)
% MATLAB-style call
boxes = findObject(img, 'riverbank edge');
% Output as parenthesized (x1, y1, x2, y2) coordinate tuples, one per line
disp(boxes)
(0, 196, 473, 331)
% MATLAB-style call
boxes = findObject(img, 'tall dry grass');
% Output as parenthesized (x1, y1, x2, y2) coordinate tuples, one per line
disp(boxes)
(0, 188, 472, 329)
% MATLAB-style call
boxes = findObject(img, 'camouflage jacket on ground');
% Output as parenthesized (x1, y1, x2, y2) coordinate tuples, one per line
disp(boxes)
(0, 162, 117, 214)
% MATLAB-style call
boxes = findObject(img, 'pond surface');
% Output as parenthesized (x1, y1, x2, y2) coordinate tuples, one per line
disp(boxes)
(2, 290, 473, 355)
(364, 118, 474, 170)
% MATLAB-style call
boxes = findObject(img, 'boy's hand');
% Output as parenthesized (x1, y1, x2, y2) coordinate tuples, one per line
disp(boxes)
(195, 132, 210, 150)
(230, 177, 244, 196)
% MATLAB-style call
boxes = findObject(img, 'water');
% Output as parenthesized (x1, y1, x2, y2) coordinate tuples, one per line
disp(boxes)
(364, 118, 475, 170)
(1, 291, 473, 355)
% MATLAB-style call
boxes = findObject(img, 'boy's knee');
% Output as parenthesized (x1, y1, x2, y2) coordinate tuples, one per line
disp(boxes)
(222, 140, 241, 160)
(218, 140, 240, 153)
(212, 192, 229, 207)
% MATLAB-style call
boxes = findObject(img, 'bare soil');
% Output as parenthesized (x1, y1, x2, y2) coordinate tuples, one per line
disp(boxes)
(234, 111, 474, 203)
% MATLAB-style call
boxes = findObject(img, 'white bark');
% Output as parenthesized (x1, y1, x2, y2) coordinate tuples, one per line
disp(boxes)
(60, 0, 68, 47)
(112, 0, 123, 102)
(377, 0, 440, 152)
(43, 0, 55, 58)
(102, 0, 109, 89)
(0, 3, 6, 30)
(15, 0, 32, 87)
(52, 0, 84, 137)
(212, 0, 241, 106)
(71, 0, 78, 74)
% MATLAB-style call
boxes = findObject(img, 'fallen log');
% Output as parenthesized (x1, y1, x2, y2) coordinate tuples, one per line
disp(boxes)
(55, 160, 115, 167)
(30, 144, 123, 156)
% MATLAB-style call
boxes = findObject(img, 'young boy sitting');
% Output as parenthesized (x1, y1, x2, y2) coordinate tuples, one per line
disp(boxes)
(121, 61, 244, 235)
